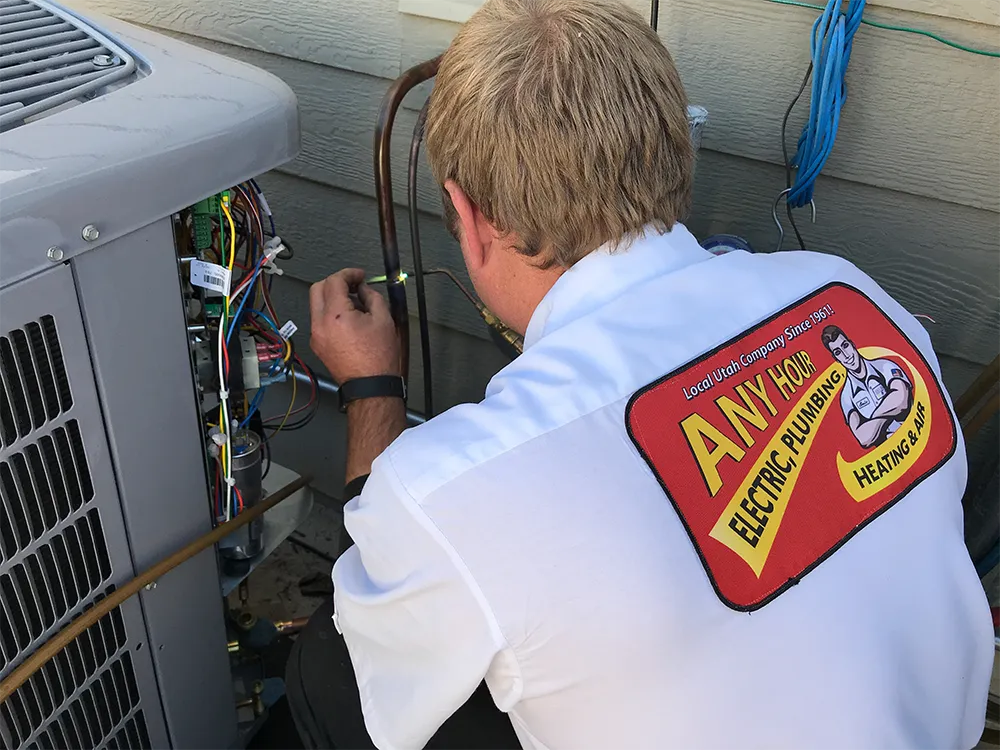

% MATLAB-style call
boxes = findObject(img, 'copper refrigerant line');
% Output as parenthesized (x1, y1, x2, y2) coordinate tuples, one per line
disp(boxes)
(374, 56, 441, 416)
(367, 268, 524, 356)
(0, 475, 312, 704)
(374, 56, 530, 418)
(228, 616, 312, 652)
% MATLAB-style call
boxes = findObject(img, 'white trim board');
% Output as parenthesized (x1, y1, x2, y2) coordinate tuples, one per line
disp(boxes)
(399, 0, 480, 24)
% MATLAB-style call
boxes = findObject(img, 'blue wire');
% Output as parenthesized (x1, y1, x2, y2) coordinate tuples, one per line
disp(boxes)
(250, 178, 277, 236)
(789, 0, 865, 208)
(240, 354, 286, 428)
(240, 386, 268, 427)
(225, 260, 268, 346)
(251, 308, 282, 337)
(236, 308, 287, 427)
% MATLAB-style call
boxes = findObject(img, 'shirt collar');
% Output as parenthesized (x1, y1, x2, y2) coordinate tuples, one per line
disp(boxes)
(847, 360, 877, 394)
(523, 223, 713, 349)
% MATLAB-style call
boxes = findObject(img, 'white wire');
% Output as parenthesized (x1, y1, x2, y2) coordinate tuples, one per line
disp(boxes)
(219, 197, 236, 523)
(217, 308, 231, 521)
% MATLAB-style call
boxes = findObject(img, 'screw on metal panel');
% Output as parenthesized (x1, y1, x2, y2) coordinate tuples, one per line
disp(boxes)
(92, 54, 116, 68)
(144, 582, 157, 591)
(81, 225, 100, 242)
(46, 247, 64, 262)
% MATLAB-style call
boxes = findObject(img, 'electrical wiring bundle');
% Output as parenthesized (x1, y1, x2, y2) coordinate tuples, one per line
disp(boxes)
(177, 181, 320, 534)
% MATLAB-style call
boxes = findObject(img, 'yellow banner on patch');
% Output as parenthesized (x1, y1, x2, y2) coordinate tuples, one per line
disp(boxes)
(709, 363, 843, 577)
(836, 347, 932, 503)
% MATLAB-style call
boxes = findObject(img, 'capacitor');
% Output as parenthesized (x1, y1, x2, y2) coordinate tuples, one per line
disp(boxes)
(219, 430, 265, 573)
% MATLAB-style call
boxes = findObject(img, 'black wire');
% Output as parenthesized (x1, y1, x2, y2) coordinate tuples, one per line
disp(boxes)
(261, 439, 271, 480)
(650, 0, 659, 30)
(263, 403, 320, 433)
(232, 185, 257, 269)
(261, 360, 321, 433)
(266, 380, 322, 431)
(780, 62, 813, 251)
(408, 99, 434, 418)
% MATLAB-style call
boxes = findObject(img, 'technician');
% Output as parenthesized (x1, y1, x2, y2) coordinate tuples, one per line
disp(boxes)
(306, 0, 993, 747)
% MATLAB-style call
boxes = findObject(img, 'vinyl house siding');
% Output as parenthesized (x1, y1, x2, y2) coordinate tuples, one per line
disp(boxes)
(70, 0, 999, 497)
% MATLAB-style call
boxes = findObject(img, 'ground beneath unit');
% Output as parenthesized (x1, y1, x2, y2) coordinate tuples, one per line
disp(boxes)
(230, 490, 341, 622)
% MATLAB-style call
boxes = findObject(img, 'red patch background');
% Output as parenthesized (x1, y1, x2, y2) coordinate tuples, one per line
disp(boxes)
(626, 283, 956, 610)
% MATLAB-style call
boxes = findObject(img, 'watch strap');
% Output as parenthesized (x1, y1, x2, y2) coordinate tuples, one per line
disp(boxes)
(338, 375, 405, 413)
(343, 474, 369, 503)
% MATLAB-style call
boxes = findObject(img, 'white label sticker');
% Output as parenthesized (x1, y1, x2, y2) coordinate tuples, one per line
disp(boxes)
(279, 320, 298, 339)
(190, 260, 231, 296)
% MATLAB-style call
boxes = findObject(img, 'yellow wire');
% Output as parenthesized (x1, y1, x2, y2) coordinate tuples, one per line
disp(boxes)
(220, 198, 238, 518)
(221, 200, 237, 277)
(217, 403, 226, 501)
(274, 365, 297, 432)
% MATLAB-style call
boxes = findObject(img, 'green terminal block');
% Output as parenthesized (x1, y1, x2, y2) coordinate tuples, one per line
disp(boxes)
(193, 215, 213, 250)
(193, 192, 228, 215)
(191, 191, 231, 251)
(204, 302, 224, 319)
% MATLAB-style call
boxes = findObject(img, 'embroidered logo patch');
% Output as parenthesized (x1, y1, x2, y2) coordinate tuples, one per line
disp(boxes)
(625, 283, 956, 611)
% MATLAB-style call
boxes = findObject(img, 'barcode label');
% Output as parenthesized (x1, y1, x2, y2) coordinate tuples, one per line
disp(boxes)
(190, 260, 231, 296)
(279, 320, 298, 339)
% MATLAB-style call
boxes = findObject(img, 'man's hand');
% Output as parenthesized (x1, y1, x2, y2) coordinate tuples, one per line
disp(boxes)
(310, 268, 400, 384)
(311, 269, 407, 484)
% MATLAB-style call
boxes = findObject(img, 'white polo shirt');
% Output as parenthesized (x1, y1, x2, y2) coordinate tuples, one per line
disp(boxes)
(332, 224, 992, 750)
(840, 357, 912, 437)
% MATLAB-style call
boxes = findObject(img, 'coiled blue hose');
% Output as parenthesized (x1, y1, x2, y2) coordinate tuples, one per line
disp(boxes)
(789, 0, 866, 208)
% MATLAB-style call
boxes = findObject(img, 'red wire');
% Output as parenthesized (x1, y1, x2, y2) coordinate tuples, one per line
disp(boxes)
(211, 228, 249, 271)
(296, 356, 318, 411)
(261, 276, 280, 324)
(238, 185, 264, 241)
(233, 183, 280, 324)
(249, 315, 283, 345)
(235, 487, 245, 512)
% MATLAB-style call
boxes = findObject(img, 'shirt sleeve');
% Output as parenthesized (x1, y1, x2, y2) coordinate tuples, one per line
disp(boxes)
(839, 383, 854, 419)
(331, 452, 506, 750)
(874, 358, 910, 387)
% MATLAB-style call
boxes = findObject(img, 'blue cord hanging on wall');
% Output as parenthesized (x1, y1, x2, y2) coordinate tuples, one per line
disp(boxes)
(788, 0, 866, 209)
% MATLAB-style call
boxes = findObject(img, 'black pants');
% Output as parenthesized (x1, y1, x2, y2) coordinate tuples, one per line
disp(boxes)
(284, 528, 520, 748)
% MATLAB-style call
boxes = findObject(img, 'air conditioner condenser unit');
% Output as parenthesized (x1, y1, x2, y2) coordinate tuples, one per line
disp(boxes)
(0, 2, 300, 747)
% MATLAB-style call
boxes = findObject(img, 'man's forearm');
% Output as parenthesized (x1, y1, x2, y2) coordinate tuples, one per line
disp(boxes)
(345, 397, 407, 484)
(854, 416, 890, 448)
(871, 382, 911, 420)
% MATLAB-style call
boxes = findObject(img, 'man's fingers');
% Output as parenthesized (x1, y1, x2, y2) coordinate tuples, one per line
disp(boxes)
(321, 269, 366, 315)
(337, 268, 366, 286)
(355, 282, 390, 318)
(309, 281, 325, 319)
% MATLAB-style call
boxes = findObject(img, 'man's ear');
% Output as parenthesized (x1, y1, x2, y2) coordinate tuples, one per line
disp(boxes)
(444, 180, 488, 273)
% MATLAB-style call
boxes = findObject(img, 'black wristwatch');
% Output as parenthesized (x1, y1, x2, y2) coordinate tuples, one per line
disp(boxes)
(337, 375, 406, 413)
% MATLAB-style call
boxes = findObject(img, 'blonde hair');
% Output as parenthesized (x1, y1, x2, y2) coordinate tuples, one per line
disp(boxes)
(425, 0, 694, 269)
